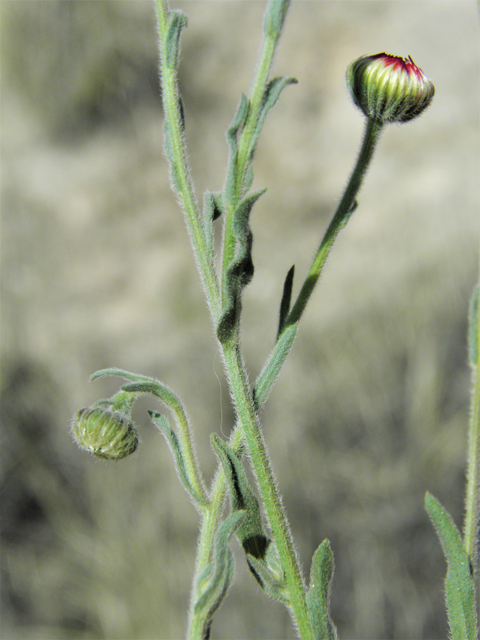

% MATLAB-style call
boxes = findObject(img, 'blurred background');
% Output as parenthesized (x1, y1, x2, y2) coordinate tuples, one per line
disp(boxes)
(1, 1, 479, 638)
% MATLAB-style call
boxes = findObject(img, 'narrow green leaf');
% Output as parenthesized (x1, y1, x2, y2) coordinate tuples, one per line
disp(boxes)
(263, 0, 290, 37)
(203, 191, 223, 254)
(227, 93, 249, 154)
(306, 540, 338, 640)
(254, 323, 298, 408)
(277, 265, 295, 339)
(247, 76, 297, 166)
(211, 434, 268, 558)
(165, 10, 187, 69)
(149, 411, 206, 507)
(224, 93, 249, 207)
(194, 511, 246, 638)
(246, 555, 289, 604)
(425, 492, 478, 640)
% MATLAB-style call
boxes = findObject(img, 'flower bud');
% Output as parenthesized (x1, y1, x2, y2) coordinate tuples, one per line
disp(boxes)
(72, 407, 139, 460)
(346, 53, 435, 123)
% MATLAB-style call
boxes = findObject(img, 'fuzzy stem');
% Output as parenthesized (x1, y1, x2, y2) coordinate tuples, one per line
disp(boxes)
(464, 280, 480, 572)
(222, 342, 313, 639)
(254, 117, 383, 407)
(154, 0, 221, 321)
(287, 117, 383, 327)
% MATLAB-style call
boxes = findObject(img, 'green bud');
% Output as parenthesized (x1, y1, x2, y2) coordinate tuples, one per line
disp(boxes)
(72, 407, 139, 460)
(347, 53, 435, 123)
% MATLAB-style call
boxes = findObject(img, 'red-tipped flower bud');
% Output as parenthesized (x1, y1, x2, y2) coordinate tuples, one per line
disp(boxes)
(347, 53, 435, 123)
(72, 407, 139, 460)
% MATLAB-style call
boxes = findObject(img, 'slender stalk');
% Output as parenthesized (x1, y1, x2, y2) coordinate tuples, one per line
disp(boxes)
(253, 117, 383, 407)
(286, 117, 383, 328)
(464, 280, 480, 571)
(222, 342, 313, 640)
(154, 0, 221, 321)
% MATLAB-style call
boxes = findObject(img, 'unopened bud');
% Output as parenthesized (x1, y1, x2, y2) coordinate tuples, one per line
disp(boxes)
(347, 53, 435, 123)
(72, 407, 139, 460)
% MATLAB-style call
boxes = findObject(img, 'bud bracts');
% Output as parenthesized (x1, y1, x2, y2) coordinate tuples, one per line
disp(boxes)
(347, 53, 435, 123)
(72, 407, 139, 460)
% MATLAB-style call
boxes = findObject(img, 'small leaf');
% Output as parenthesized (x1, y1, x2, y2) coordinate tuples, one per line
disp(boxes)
(307, 540, 338, 640)
(263, 0, 290, 37)
(224, 93, 250, 206)
(164, 10, 187, 69)
(211, 434, 268, 558)
(203, 191, 223, 254)
(246, 76, 297, 166)
(227, 93, 249, 154)
(246, 542, 289, 604)
(277, 265, 295, 338)
(90, 367, 154, 383)
(425, 492, 478, 640)
(194, 511, 246, 639)
(217, 189, 266, 343)
(254, 323, 298, 408)
(149, 411, 206, 508)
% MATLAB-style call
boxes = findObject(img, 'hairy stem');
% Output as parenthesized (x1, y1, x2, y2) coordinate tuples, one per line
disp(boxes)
(222, 342, 313, 639)
(154, 0, 221, 321)
(254, 117, 383, 407)
(464, 279, 480, 572)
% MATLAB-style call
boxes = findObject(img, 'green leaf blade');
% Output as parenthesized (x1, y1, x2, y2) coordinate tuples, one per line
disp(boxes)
(306, 540, 338, 640)
(425, 492, 478, 640)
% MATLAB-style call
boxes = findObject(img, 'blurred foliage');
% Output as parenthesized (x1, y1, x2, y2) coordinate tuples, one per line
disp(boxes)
(2, 1, 161, 138)
(1, 1, 479, 639)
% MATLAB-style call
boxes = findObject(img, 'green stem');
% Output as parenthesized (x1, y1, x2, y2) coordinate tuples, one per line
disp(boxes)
(222, 342, 313, 640)
(287, 117, 383, 327)
(464, 282, 480, 571)
(154, 0, 221, 321)
(254, 117, 384, 407)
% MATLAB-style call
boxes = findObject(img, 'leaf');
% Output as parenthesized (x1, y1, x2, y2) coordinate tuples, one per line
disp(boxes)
(164, 10, 187, 69)
(307, 540, 338, 640)
(224, 93, 249, 205)
(263, 0, 290, 37)
(425, 492, 478, 640)
(194, 511, 246, 639)
(246, 76, 297, 166)
(90, 367, 155, 383)
(277, 265, 295, 338)
(227, 93, 249, 155)
(217, 189, 266, 343)
(246, 542, 289, 604)
(253, 323, 298, 408)
(203, 191, 223, 254)
(149, 411, 206, 508)
(211, 434, 267, 557)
